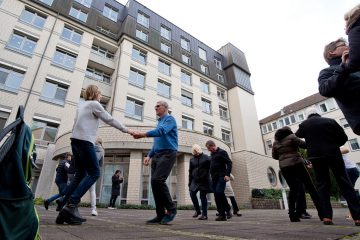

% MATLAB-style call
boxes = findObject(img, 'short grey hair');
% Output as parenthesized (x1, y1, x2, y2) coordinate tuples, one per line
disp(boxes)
(157, 100, 168, 109)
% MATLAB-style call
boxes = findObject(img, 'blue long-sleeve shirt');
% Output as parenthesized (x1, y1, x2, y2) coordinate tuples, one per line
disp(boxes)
(146, 114, 178, 158)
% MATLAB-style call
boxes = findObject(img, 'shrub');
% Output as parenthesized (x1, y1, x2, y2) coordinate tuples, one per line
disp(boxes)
(251, 189, 283, 199)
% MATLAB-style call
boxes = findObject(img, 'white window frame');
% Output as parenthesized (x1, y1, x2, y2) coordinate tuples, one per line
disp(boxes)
(7, 31, 38, 56)
(91, 44, 114, 59)
(158, 59, 170, 76)
(61, 25, 83, 45)
(182, 115, 194, 130)
(52, 48, 77, 71)
(160, 41, 171, 54)
(40, 79, 69, 105)
(181, 71, 191, 85)
(203, 122, 213, 136)
(125, 98, 144, 120)
(222, 129, 231, 143)
(137, 11, 149, 28)
(103, 4, 118, 22)
(20, 8, 46, 29)
(201, 98, 212, 114)
(181, 53, 191, 65)
(217, 74, 224, 83)
(157, 79, 171, 98)
(181, 37, 190, 51)
(200, 64, 209, 75)
(136, 28, 148, 42)
(160, 25, 171, 40)
(0, 65, 25, 93)
(129, 68, 145, 88)
(219, 106, 228, 120)
(199, 47, 207, 61)
(74, 0, 92, 8)
(131, 47, 147, 65)
(200, 80, 209, 94)
(217, 87, 226, 100)
(85, 67, 111, 84)
(214, 57, 222, 69)
(69, 6, 88, 22)
(31, 118, 59, 143)
(181, 90, 193, 107)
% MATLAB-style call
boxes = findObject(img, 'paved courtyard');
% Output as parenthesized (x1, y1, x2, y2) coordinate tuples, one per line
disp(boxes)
(37, 206, 360, 240)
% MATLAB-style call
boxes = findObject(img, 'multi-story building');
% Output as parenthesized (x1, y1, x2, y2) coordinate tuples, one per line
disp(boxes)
(0, 0, 281, 207)
(260, 92, 360, 190)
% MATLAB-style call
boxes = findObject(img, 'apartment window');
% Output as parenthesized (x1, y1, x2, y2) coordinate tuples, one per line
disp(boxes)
(200, 64, 209, 75)
(267, 123, 273, 132)
(214, 57, 222, 69)
(131, 47, 146, 64)
(103, 5, 118, 22)
(39, 0, 54, 6)
(0, 110, 10, 131)
(219, 106, 228, 120)
(272, 122, 278, 130)
(217, 87, 226, 100)
(31, 119, 59, 142)
(125, 98, 143, 120)
(85, 68, 110, 84)
(160, 25, 171, 40)
(319, 103, 327, 113)
(265, 140, 272, 152)
(158, 59, 170, 76)
(160, 41, 171, 54)
(61, 25, 82, 44)
(52, 48, 77, 70)
(137, 11, 149, 28)
(91, 44, 114, 59)
(290, 115, 296, 124)
(0, 65, 25, 93)
(7, 31, 37, 56)
(349, 139, 360, 151)
(262, 125, 267, 134)
(74, 0, 92, 8)
(298, 113, 304, 122)
(40, 80, 68, 105)
(279, 119, 284, 127)
(340, 118, 350, 128)
(69, 6, 88, 22)
(181, 90, 192, 107)
(181, 37, 190, 51)
(267, 167, 277, 186)
(182, 116, 194, 130)
(157, 80, 170, 98)
(129, 68, 145, 88)
(217, 74, 224, 83)
(200, 80, 209, 94)
(222, 129, 231, 143)
(136, 28, 148, 42)
(20, 8, 46, 29)
(284, 117, 290, 125)
(199, 48, 207, 61)
(96, 25, 116, 38)
(201, 98, 212, 114)
(203, 123, 213, 136)
(181, 71, 191, 85)
(181, 53, 191, 65)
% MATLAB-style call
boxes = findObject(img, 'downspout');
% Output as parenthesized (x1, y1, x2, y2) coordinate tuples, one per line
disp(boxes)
(110, 36, 123, 114)
(24, 12, 59, 111)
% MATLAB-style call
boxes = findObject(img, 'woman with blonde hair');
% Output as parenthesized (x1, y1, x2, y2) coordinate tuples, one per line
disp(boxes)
(188, 144, 212, 220)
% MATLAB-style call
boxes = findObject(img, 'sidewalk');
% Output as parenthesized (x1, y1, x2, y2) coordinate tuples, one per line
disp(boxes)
(37, 206, 360, 240)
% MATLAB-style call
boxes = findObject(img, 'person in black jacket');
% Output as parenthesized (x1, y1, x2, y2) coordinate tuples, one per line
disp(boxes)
(344, 4, 360, 72)
(205, 140, 232, 221)
(188, 144, 212, 220)
(108, 170, 123, 209)
(295, 109, 360, 226)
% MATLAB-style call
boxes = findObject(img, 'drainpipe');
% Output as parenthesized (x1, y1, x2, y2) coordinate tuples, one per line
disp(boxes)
(110, 36, 123, 115)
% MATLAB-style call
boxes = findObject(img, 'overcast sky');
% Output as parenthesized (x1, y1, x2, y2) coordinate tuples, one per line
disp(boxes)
(117, 0, 358, 119)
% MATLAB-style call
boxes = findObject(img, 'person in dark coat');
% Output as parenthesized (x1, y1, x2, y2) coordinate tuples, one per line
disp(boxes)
(108, 170, 123, 209)
(344, 4, 360, 71)
(188, 144, 212, 220)
(205, 140, 232, 221)
(295, 108, 360, 226)
(272, 127, 323, 222)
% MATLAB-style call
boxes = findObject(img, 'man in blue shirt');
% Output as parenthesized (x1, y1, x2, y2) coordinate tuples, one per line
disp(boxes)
(133, 100, 178, 225)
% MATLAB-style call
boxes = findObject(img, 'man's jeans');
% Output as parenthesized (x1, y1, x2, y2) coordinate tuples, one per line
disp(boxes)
(212, 176, 228, 216)
(190, 190, 208, 216)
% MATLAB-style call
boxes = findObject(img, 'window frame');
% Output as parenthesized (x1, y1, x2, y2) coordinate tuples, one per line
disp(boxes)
(40, 79, 69, 106)
(157, 79, 171, 98)
(61, 25, 83, 45)
(6, 31, 38, 56)
(160, 41, 171, 54)
(203, 122, 213, 136)
(69, 6, 88, 22)
(52, 48, 77, 71)
(74, 0, 92, 8)
(160, 25, 171, 40)
(131, 47, 147, 65)
(181, 115, 194, 130)
(201, 98, 212, 114)
(349, 139, 360, 151)
(181, 70, 191, 85)
(136, 28, 148, 42)
(103, 4, 118, 22)
(31, 119, 59, 143)
(20, 8, 47, 29)
(0, 65, 25, 93)
(221, 129, 231, 143)
(137, 11, 149, 28)
(125, 98, 144, 120)
(219, 105, 228, 120)
(128, 68, 146, 88)
(199, 47, 207, 61)
(158, 59, 171, 76)
(180, 37, 190, 51)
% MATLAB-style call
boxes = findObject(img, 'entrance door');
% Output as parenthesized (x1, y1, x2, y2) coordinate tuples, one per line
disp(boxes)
(100, 164, 128, 206)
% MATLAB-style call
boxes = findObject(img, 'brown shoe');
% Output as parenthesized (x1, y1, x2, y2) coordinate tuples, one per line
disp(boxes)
(323, 218, 333, 225)
(198, 215, 208, 220)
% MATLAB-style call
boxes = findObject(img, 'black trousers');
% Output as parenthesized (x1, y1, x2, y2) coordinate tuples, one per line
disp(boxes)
(296, 184, 307, 214)
(151, 151, 176, 219)
(109, 195, 118, 207)
(228, 196, 240, 213)
(212, 176, 228, 216)
(312, 156, 360, 220)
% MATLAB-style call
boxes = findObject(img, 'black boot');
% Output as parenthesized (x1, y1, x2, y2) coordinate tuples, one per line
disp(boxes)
(289, 213, 300, 222)
(56, 204, 85, 225)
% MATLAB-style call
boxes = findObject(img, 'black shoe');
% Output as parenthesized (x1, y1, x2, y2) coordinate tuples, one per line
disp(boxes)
(161, 209, 177, 225)
(44, 200, 50, 210)
(233, 212, 242, 217)
(226, 211, 232, 219)
(192, 211, 201, 218)
(215, 215, 227, 221)
(216, 212, 220, 216)
(58, 204, 84, 225)
(146, 216, 162, 224)
(56, 199, 64, 212)
(300, 212, 312, 219)
(289, 214, 301, 222)
(198, 215, 208, 220)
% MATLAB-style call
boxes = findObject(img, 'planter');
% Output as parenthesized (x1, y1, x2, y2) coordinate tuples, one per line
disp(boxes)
(251, 198, 281, 209)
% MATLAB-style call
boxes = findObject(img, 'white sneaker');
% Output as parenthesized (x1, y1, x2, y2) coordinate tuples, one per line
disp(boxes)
(91, 209, 98, 216)
(107, 207, 115, 210)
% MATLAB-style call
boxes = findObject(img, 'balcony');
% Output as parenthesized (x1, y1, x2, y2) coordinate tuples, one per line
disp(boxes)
(89, 51, 115, 70)
(83, 76, 112, 98)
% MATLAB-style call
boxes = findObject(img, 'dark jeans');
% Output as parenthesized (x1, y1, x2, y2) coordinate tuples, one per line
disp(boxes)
(281, 163, 323, 218)
(296, 184, 307, 215)
(47, 181, 68, 203)
(312, 156, 360, 220)
(212, 176, 228, 216)
(151, 151, 176, 219)
(109, 195, 118, 207)
(189, 190, 208, 216)
(348, 18, 360, 71)
(346, 167, 360, 187)
(61, 139, 100, 205)
(229, 196, 240, 213)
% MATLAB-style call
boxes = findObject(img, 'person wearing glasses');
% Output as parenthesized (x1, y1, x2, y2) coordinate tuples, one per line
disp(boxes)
(132, 101, 178, 225)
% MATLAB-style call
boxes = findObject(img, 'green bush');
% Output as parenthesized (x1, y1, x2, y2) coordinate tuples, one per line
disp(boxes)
(252, 189, 284, 199)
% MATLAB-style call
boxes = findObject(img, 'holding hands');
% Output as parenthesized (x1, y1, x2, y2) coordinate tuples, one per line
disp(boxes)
(127, 128, 147, 139)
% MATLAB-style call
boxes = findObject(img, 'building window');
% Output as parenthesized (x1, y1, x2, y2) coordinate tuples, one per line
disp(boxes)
(290, 115, 296, 124)
(203, 123, 213, 136)
(129, 68, 145, 88)
(7, 31, 37, 56)
(349, 139, 360, 151)
(136, 28, 148, 42)
(137, 11, 149, 28)
(181, 90, 192, 107)
(0, 65, 25, 93)
(340, 118, 350, 128)
(267, 167, 277, 187)
(85, 68, 111, 84)
(219, 106, 228, 120)
(201, 98, 212, 114)
(200, 80, 209, 94)
(141, 164, 150, 204)
(69, 6, 88, 22)
(157, 80, 170, 98)
(217, 74, 224, 83)
(265, 140, 272, 153)
(199, 48, 207, 61)
(272, 122, 278, 130)
(181, 53, 191, 65)
(318, 103, 327, 113)
(125, 98, 143, 120)
(158, 59, 170, 76)
(160, 25, 171, 40)
(267, 123, 272, 132)
(0, 110, 10, 131)
(52, 48, 77, 70)
(40, 80, 68, 105)
(20, 8, 46, 29)
(181, 37, 190, 51)
(74, 0, 91, 8)
(39, 0, 54, 6)
(91, 44, 114, 59)
(181, 71, 191, 85)
(214, 57, 222, 69)
(160, 41, 171, 54)
(279, 119, 284, 127)
(217, 87, 226, 100)
(131, 47, 146, 64)
(200, 64, 209, 75)
(31, 119, 59, 143)
(182, 116, 194, 130)
(103, 5, 118, 22)
(284, 117, 290, 126)
(261, 125, 267, 134)
(61, 25, 83, 44)
(222, 129, 231, 143)
(96, 25, 116, 38)
(298, 113, 304, 122)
